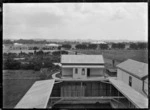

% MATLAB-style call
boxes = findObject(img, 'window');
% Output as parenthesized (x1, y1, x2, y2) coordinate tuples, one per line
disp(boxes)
(129, 76, 132, 86)
(82, 68, 85, 75)
(75, 68, 78, 74)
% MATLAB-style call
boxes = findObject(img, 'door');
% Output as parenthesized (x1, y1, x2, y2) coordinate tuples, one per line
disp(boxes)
(87, 68, 90, 77)
(73, 68, 79, 79)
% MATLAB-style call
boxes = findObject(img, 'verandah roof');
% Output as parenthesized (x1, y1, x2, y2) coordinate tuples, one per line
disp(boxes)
(15, 79, 55, 108)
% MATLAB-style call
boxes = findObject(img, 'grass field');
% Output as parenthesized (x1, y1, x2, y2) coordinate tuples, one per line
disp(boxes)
(3, 70, 52, 108)
(73, 49, 148, 63)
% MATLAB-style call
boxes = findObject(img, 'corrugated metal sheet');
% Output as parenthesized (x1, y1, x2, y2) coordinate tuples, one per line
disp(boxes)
(15, 79, 55, 108)
(61, 55, 104, 64)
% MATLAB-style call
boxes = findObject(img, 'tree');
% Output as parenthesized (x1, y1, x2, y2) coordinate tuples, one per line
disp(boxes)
(137, 42, 147, 49)
(3, 58, 21, 70)
(33, 46, 38, 51)
(58, 46, 62, 50)
(112, 43, 125, 49)
(62, 44, 71, 50)
(75, 44, 88, 49)
(88, 44, 97, 49)
(36, 50, 44, 55)
(52, 50, 68, 56)
(130, 43, 138, 49)
(100, 44, 108, 50)
(3, 40, 13, 44)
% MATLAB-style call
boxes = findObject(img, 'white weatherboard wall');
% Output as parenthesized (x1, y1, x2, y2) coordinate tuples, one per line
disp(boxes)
(144, 81, 148, 95)
(90, 68, 104, 76)
(62, 68, 73, 76)
(117, 69, 143, 95)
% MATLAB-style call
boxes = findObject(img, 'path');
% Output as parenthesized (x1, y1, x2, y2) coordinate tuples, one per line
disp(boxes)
(52, 72, 61, 80)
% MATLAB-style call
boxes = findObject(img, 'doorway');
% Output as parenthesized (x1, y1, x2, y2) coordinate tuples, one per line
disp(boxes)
(87, 68, 90, 77)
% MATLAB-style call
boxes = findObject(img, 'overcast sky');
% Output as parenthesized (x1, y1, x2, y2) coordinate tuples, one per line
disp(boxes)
(3, 3, 148, 41)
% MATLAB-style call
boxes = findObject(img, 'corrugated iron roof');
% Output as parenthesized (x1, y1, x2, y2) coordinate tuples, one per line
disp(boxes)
(61, 55, 104, 64)
(116, 59, 148, 79)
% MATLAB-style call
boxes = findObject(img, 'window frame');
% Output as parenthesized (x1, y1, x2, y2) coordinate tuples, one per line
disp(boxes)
(82, 68, 85, 75)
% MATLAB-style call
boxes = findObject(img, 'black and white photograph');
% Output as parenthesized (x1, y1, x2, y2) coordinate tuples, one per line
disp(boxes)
(3, 2, 148, 109)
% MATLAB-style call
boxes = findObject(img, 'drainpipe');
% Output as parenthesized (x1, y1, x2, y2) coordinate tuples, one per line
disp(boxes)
(142, 80, 148, 98)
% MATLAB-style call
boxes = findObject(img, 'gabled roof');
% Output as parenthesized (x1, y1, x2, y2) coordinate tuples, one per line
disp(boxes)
(61, 55, 104, 64)
(116, 59, 148, 79)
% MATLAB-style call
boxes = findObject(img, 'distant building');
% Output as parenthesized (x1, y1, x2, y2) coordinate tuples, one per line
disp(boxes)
(12, 43, 28, 50)
(91, 41, 106, 44)
(116, 59, 148, 97)
(61, 55, 105, 79)
(14, 58, 25, 60)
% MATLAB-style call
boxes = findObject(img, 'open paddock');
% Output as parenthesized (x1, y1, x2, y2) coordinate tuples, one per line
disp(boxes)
(73, 49, 148, 63)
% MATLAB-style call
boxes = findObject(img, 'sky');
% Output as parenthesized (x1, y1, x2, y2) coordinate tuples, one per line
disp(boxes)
(3, 3, 148, 41)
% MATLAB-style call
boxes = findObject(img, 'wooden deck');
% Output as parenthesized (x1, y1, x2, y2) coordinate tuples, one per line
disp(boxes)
(109, 78, 148, 108)
(15, 79, 55, 108)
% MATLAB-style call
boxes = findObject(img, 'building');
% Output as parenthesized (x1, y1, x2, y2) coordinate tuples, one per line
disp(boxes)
(11, 43, 28, 50)
(44, 43, 59, 50)
(15, 55, 148, 109)
(116, 59, 148, 97)
(61, 55, 105, 79)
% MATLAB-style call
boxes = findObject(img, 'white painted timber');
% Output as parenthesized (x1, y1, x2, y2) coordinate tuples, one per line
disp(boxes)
(15, 79, 55, 108)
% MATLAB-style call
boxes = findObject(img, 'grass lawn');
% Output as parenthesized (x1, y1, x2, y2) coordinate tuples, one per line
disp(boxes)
(73, 49, 148, 63)
(3, 70, 51, 108)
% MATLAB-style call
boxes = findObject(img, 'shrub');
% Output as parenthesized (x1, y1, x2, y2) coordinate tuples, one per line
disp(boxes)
(88, 44, 97, 49)
(75, 44, 88, 49)
(3, 58, 21, 70)
(99, 44, 108, 50)
(62, 44, 71, 49)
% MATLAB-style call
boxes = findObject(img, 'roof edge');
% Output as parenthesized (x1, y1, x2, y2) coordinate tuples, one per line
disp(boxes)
(117, 67, 148, 80)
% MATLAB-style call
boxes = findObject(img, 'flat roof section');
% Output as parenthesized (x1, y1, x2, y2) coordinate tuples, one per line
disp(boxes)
(109, 78, 148, 108)
(15, 79, 55, 108)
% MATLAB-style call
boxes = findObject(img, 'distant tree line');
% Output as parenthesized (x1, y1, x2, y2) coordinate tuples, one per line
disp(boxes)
(3, 39, 147, 50)
(3, 39, 54, 44)
(61, 44, 72, 49)
(74, 42, 147, 50)
(111, 43, 125, 49)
